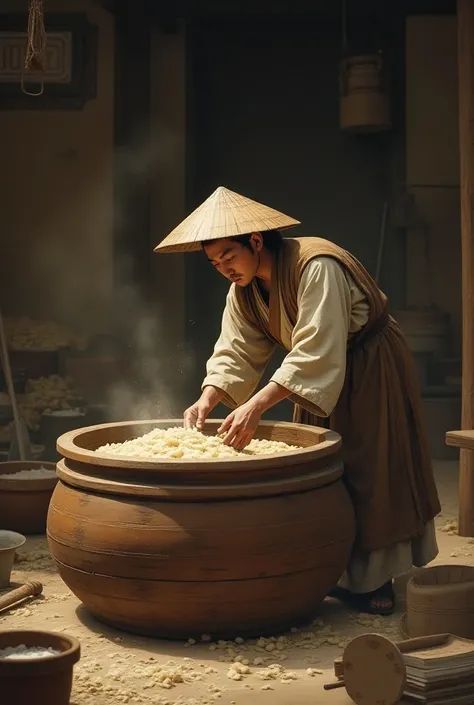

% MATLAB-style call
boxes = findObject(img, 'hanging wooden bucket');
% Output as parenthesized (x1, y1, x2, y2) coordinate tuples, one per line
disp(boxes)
(339, 53, 391, 133)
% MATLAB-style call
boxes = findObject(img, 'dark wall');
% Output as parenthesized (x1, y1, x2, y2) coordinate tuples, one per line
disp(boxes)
(185, 16, 403, 416)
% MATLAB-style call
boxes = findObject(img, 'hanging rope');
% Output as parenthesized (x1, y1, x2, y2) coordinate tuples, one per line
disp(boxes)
(21, 0, 47, 96)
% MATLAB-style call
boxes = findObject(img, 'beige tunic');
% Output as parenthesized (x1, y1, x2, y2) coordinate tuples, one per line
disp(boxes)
(203, 257, 438, 593)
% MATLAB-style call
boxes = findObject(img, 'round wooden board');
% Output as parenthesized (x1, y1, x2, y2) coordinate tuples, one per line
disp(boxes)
(342, 633, 406, 705)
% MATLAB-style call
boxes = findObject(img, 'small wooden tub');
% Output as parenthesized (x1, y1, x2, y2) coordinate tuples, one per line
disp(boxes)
(47, 419, 355, 639)
(0, 630, 80, 705)
(0, 461, 58, 534)
(406, 565, 474, 639)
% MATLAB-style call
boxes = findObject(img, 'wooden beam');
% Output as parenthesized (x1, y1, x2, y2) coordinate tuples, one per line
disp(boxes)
(446, 429, 474, 452)
(456, 0, 474, 536)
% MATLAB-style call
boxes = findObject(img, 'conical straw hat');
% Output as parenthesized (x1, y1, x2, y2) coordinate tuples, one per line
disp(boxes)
(154, 186, 301, 253)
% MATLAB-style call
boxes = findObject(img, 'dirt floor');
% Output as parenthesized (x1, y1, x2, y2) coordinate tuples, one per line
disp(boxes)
(1, 459, 467, 705)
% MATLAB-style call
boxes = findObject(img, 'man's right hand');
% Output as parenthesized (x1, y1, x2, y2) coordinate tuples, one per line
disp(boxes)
(183, 386, 225, 431)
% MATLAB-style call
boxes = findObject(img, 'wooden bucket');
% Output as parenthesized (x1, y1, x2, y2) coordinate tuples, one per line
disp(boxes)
(339, 53, 391, 133)
(406, 565, 474, 639)
(0, 461, 58, 534)
(0, 630, 80, 705)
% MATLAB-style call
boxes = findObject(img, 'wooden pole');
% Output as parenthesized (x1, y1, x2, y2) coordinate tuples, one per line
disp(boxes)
(457, 0, 474, 536)
(0, 307, 28, 461)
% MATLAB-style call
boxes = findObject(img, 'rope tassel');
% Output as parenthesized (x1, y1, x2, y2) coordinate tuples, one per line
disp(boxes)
(21, 0, 47, 96)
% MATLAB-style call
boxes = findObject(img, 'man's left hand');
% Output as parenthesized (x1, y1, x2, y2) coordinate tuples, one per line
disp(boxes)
(217, 401, 262, 450)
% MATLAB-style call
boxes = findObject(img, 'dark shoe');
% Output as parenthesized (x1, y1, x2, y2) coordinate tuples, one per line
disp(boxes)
(328, 580, 395, 616)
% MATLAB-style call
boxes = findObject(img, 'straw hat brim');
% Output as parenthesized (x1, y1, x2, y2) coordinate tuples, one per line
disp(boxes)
(153, 186, 301, 253)
(154, 222, 300, 253)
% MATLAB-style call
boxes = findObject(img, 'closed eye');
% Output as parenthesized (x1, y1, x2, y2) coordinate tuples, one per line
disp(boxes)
(212, 255, 235, 267)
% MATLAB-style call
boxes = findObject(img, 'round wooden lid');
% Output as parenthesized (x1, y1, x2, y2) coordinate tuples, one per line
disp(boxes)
(342, 633, 406, 705)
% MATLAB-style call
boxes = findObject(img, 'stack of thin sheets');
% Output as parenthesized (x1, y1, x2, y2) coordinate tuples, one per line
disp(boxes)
(403, 635, 474, 705)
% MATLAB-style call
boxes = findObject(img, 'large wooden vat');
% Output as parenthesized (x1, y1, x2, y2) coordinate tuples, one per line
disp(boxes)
(47, 420, 355, 639)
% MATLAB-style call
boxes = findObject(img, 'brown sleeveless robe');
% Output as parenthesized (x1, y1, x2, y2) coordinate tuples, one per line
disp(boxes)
(235, 237, 441, 553)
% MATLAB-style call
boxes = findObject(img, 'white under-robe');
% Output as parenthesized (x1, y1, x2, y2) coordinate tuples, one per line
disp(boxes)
(203, 257, 439, 594)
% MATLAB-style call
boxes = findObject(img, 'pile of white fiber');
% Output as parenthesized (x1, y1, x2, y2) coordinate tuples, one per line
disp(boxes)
(0, 466, 56, 480)
(0, 645, 61, 660)
(95, 427, 298, 460)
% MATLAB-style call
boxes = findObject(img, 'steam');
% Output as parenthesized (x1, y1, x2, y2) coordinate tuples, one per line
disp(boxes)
(103, 127, 191, 421)
(4, 124, 193, 423)
(105, 280, 191, 421)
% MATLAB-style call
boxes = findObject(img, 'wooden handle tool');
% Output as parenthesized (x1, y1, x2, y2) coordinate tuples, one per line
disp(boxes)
(0, 580, 43, 612)
(323, 680, 346, 691)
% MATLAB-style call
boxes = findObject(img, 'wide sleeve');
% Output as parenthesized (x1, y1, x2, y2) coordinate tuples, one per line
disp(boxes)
(202, 285, 275, 409)
(270, 257, 352, 417)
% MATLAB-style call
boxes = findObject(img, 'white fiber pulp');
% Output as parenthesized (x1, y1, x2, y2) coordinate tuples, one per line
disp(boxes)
(0, 466, 56, 480)
(0, 645, 61, 660)
(96, 426, 298, 460)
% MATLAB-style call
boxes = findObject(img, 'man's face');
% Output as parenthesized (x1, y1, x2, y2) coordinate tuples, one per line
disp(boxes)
(203, 235, 262, 287)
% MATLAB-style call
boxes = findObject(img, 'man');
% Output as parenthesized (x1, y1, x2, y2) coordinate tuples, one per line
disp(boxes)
(154, 186, 441, 616)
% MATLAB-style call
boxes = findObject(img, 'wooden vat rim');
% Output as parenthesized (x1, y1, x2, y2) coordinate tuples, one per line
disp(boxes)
(56, 419, 341, 471)
(55, 457, 344, 500)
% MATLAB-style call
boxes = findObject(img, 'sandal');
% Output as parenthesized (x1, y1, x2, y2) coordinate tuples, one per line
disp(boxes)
(328, 580, 395, 616)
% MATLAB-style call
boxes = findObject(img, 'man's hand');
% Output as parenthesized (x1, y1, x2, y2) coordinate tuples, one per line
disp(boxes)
(217, 400, 262, 450)
(217, 382, 291, 450)
(183, 386, 225, 431)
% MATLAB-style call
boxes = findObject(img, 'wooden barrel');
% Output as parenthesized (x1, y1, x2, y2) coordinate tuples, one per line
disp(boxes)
(47, 419, 355, 639)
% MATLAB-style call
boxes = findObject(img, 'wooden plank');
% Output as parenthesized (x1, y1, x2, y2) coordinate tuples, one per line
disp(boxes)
(446, 429, 474, 452)
(456, 0, 474, 536)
